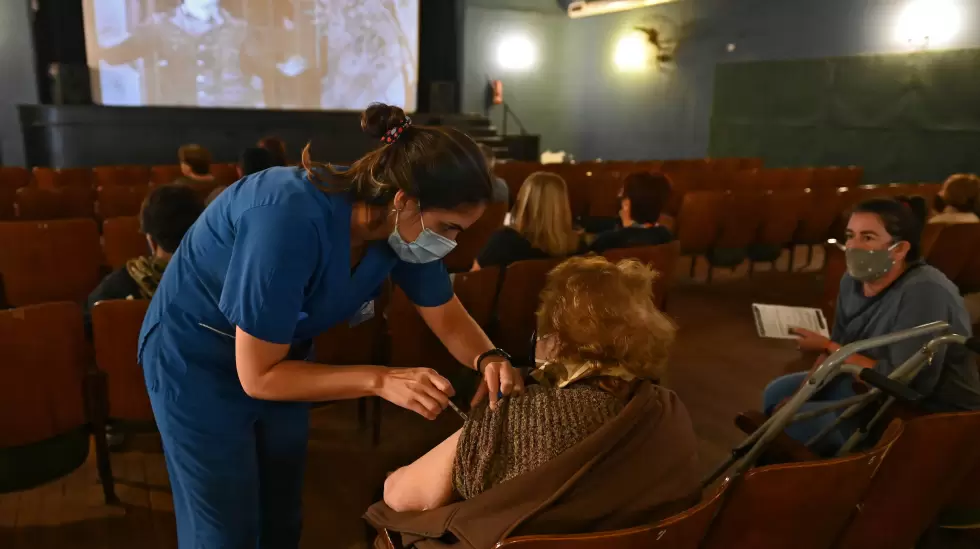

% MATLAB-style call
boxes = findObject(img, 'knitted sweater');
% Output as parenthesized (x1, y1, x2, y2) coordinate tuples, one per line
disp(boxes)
(452, 384, 624, 500)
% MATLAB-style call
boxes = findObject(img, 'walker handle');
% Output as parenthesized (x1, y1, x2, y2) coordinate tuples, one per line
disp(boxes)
(859, 369, 923, 403)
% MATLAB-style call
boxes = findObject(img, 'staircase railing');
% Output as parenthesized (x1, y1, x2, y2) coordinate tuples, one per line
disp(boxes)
(500, 102, 528, 136)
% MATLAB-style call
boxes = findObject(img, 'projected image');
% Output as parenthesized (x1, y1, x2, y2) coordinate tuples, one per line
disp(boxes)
(82, 0, 419, 110)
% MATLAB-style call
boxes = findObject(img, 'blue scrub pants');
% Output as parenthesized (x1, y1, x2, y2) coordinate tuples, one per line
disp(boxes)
(149, 388, 310, 548)
(762, 371, 860, 457)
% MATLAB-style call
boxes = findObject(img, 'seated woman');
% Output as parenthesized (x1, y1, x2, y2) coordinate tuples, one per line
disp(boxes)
(590, 172, 674, 253)
(368, 256, 700, 549)
(763, 198, 980, 455)
(473, 172, 582, 270)
(930, 173, 980, 224)
(85, 184, 204, 334)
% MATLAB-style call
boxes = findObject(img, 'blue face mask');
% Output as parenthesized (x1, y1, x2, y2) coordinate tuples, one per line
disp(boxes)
(388, 208, 457, 264)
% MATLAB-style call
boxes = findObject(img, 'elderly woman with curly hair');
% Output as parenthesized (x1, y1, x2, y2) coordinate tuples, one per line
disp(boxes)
(366, 256, 701, 549)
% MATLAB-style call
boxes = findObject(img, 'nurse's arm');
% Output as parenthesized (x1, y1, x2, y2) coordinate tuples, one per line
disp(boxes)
(383, 429, 460, 512)
(235, 327, 385, 401)
(417, 296, 494, 370)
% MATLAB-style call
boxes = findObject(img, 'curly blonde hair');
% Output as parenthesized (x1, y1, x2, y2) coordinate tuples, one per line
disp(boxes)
(536, 256, 676, 380)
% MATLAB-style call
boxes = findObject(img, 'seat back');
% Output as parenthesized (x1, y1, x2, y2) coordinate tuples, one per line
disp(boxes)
(795, 190, 843, 244)
(601, 241, 681, 310)
(444, 202, 509, 272)
(822, 244, 847, 321)
(701, 422, 903, 549)
(150, 165, 184, 186)
(757, 190, 807, 247)
(0, 167, 31, 220)
(495, 480, 729, 549)
(14, 186, 68, 220)
(0, 302, 88, 447)
(0, 219, 103, 306)
(33, 167, 95, 190)
(675, 191, 724, 254)
(91, 299, 153, 421)
(93, 165, 151, 187)
(715, 192, 766, 250)
(103, 216, 147, 270)
(389, 268, 501, 375)
(924, 223, 980, 282)
(496, 258, 565, 362)
(835, 411, 980, 549)
(97, 185, 148, 219)
(314, 283, 391, 366)
(211, 163, 240, 186)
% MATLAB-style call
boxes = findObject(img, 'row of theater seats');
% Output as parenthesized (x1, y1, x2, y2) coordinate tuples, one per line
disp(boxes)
(0, 164, 239, 221)
(492, 158, 867, 220)
(489, 410, 980, 549)
(0, 243, 679, 498)
(0, 202, 512, 308)
(672, 183, 942, 277)
(822, 223, 980, 320)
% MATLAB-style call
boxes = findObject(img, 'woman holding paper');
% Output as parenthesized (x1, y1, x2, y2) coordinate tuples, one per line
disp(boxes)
(762, 198, 980, 455)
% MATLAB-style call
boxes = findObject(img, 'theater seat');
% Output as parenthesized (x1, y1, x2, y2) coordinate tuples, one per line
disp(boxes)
(708, 192, 765, 273)
(924, 223, 980, 282)
(700, 422, 903, 549)
(0, 167, 31, 220)
(0, 302, 90, 491)
(211, 163, 240, 186)
(601, 242, 681, 310)
(97, 184, 148, 219)
(103, 216, 148, 270)
(33, 167, 95, 190)
(91, 299, 153, 421)
(444, 202, 508, 273)
(748, 190, 808, 268)
(93, 165, 151, 187)
(150, 165, 184, 186)
(496, 258, 565, 363)
(0, 218, 103, 307)
(675, 191, 724, 271)
(15, 186, 96, 220)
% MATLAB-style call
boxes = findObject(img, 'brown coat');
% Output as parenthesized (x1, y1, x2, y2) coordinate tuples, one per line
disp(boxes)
(364, 383, 701, 549)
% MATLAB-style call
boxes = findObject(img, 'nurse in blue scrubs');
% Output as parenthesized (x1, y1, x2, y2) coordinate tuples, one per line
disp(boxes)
(138, 103, 525, 548)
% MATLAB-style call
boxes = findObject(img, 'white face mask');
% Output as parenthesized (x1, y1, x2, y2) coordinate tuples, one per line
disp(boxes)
(387, 207, 457, 264)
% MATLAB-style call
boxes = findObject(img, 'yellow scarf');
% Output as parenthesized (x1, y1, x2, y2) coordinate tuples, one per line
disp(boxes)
(531, 359, 636, 389)
(125, 256, 169, 299)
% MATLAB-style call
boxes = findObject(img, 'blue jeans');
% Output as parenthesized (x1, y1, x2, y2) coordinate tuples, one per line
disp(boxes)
(762, 371, 860, 456)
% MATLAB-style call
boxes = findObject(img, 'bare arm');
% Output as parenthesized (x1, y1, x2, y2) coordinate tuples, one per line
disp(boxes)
(384, 429, 461, 512)
(235, 328, 453, 419)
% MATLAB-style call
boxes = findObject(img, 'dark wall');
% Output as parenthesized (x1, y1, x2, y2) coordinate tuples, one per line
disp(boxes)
(461, 0, 980, 163)
(0, 0, 39, 166)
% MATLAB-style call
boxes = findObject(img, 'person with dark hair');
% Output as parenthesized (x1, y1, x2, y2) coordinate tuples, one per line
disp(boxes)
(478, 143, 511, 204)
(930, 173, 980, 224)
(257, 136, 289, 167)
(238, 147, 276, 178)
(85, 184, 205, 332)
(138, 103, 525, 547)
(589, 172, 674, 253)
(762, 198, 980, 455)
(175, 144, 216, 185)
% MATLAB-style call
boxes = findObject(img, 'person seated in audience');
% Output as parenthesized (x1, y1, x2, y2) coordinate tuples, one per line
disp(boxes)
(237, 147, 276, 178)
(174, 144, 217, 186)
(478, 143, 512, 205)
(763, 198, 980, 455)
(590, 172, 674, 253)
(85, 184, 205, 334)
(930, 173, 980, 224)
(369, 257, 700, 546)
(257, 135, 289, 166)
(473, 172, 582, 270)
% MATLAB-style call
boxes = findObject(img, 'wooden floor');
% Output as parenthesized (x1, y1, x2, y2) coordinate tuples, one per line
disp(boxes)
(3, 251, 974, 548)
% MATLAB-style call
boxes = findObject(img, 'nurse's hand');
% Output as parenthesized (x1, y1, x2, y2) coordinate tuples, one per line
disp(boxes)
(378, 368, 455, 420)
(471, 359, 525, 411)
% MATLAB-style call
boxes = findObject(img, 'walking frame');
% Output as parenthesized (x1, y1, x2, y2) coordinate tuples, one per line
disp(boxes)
(703, 321, 980, 487)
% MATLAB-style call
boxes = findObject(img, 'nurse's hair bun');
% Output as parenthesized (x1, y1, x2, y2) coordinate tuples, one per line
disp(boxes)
(361, 103, 408, 140)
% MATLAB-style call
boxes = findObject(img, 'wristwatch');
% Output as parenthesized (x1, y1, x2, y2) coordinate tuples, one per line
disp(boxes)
(475, 348, 513, 373)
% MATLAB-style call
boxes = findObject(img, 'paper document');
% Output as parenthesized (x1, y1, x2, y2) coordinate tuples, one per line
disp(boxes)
(752, 304, 830, 339)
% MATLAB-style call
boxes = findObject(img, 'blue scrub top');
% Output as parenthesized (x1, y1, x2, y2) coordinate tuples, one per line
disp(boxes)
(139, 166, 453, 404)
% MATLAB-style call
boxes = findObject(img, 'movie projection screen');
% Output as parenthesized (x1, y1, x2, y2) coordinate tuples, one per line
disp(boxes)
(82, 0, 419, 111)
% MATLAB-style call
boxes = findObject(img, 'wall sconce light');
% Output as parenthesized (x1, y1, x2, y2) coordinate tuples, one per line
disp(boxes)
(895, 0, 961, 48)
(614, 31, 651, 72)
(497, 35, 537, 71)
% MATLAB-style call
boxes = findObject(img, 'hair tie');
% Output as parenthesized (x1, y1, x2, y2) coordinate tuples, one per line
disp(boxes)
(381, 117, 412, 145)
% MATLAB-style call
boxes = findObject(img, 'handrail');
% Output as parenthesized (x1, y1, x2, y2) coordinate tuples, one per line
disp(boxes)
(500, 102, 528, 136)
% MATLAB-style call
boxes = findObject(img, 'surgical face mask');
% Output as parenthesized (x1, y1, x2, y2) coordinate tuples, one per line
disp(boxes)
(845, 242, 898, 283)
(387, 207, 457, 264)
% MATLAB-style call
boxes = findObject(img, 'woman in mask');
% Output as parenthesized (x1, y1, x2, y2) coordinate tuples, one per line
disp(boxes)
(762, 198, 980, 455)
(138, 103, 524, 548)
(369, 257, 700, 549)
